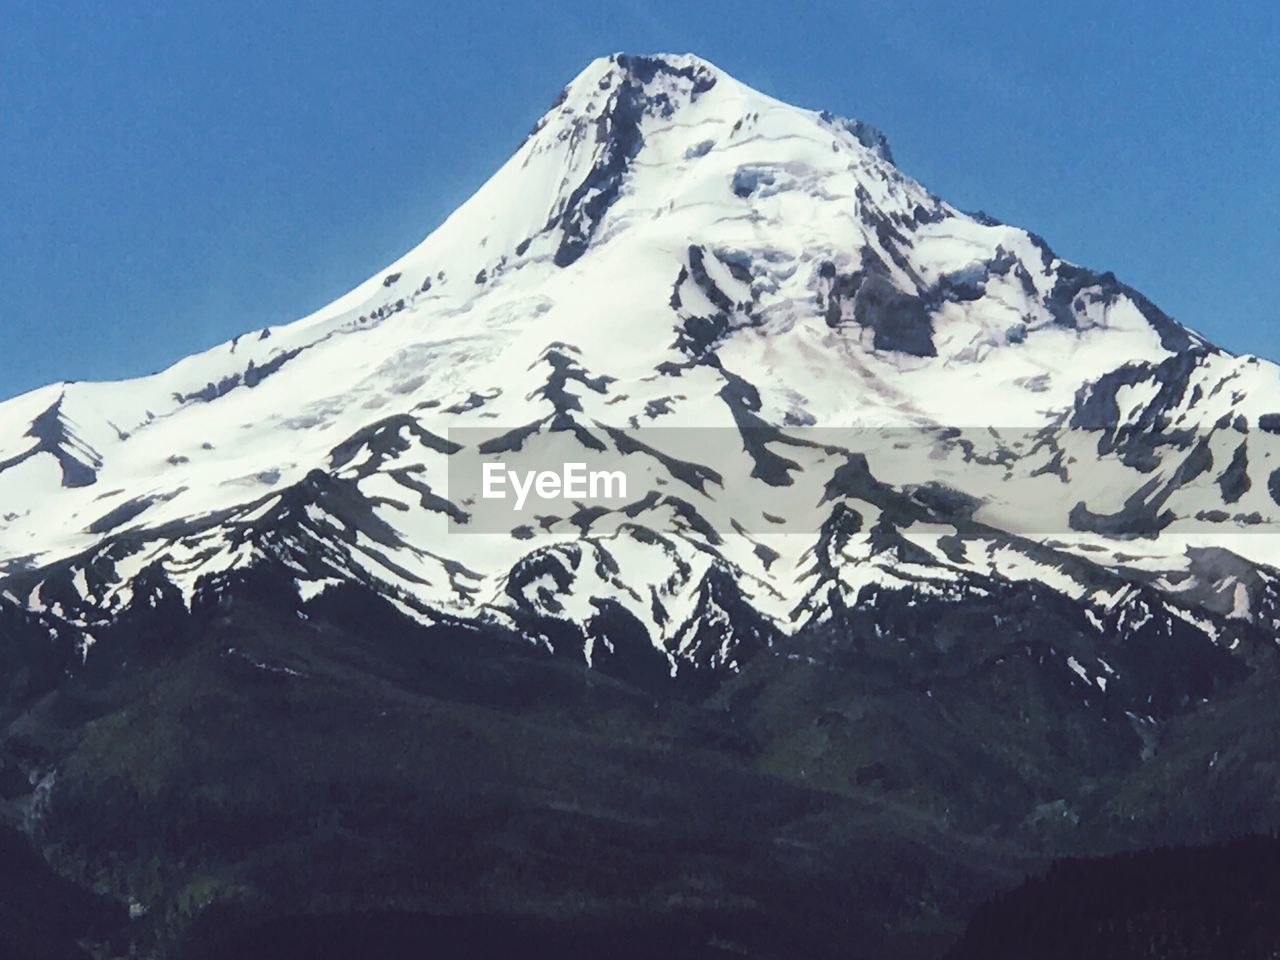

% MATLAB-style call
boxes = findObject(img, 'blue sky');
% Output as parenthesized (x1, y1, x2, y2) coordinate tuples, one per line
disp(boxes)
(2, 0, 1276, 400)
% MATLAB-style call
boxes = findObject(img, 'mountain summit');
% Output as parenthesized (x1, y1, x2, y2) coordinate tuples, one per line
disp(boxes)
(2, 53, 1280, 958)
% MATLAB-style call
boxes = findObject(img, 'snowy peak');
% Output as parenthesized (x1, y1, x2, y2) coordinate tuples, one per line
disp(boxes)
(509, 51, 904, 273)
(536, 54, 721, 266)
(539, 52, 722, 135)
(2, 52, 1280, 689)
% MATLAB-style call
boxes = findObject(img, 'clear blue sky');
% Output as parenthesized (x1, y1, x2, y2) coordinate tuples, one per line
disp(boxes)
(2, 1, 1276, 401)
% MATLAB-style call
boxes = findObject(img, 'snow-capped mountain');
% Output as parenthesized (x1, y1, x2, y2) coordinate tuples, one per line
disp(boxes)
(2, 51, 1279, 698)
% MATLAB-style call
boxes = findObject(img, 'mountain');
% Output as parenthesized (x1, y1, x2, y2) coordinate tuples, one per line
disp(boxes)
(1, 52, 1279, 959)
